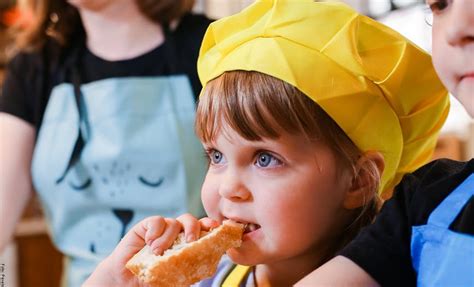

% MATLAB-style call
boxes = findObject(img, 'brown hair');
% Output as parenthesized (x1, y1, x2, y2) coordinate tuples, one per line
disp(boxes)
(12, 0, 195, 52)
(196, 71, 381, 255)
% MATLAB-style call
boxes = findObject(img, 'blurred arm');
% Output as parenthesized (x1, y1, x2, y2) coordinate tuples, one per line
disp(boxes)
(295, 256, 379, 287)
(0, 113, 35, 253)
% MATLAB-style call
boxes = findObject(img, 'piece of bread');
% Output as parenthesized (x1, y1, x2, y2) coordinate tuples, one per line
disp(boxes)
(126, 220, 244, 286)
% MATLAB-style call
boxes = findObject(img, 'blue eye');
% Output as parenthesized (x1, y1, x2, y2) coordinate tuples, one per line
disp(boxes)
(210, 150, 224, 164)
(256, 152, 281, 168)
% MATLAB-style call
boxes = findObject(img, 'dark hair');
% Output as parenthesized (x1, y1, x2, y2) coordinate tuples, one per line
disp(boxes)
(12, 0, 195, 51)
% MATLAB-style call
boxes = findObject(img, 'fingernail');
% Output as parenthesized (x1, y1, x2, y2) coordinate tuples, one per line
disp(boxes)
(186, 234, 195, 242)
(153, 247, 162, 255)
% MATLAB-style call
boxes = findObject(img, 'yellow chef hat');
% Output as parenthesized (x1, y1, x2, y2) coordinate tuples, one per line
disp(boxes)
(197, 0, 449, 193)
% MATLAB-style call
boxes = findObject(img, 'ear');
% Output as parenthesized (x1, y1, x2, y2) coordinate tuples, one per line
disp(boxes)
(343, 151, 384, 210)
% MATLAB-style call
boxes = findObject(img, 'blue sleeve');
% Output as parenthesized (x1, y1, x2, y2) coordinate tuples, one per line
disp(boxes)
(193, 256, 236, 287)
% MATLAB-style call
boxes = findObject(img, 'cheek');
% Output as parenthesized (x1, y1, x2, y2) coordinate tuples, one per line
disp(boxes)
(271, 174, 347, 237)
(264, 179, 342, 229)
(261, 190, 345, 254)
(431, 30, 454, 89)
(201, 176, 220, 217)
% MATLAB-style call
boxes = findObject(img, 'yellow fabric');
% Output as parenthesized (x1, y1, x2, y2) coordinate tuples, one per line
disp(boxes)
(198, 0, 449, 193)
(222, 265, 252, 286)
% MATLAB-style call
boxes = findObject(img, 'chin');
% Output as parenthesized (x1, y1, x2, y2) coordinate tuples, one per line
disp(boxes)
(456, 88, 474, 118)
(226, 247, 261, 266)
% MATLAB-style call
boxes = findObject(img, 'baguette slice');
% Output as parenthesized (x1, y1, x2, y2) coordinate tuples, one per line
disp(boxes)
(126, 220, 244, 286)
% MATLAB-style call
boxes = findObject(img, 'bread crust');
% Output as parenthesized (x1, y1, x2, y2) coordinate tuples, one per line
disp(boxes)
(126, 220, 243, 286)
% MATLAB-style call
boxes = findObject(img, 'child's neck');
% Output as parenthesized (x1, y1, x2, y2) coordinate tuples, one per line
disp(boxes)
(78, 2, 164, 61)
(255, 250, 327, 286)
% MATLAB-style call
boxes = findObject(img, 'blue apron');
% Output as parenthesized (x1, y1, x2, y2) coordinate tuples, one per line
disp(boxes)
(31, 36, 207, 285)
(411, 173, 474, 286)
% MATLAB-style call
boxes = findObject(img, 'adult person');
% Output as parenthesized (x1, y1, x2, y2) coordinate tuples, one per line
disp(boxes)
(0, 0, 210, 285)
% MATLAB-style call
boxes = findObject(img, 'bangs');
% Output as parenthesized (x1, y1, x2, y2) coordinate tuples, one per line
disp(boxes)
(195, 71, 381, 251)
(195, 71, 326, 143)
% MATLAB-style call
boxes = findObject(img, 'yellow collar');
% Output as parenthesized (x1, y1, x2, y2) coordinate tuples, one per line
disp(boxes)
(222, 265, 252, 286)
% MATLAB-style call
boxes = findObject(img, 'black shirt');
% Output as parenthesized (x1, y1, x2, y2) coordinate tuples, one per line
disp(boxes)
(340, 158, 474, 286)
(0, 13, 211, 129)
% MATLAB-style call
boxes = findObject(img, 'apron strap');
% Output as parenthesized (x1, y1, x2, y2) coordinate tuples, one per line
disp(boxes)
(222, 265, 252, 286)
(56, 48, 87, 184)
(55, 29, 175, 184)
(428, 173, 474, 228)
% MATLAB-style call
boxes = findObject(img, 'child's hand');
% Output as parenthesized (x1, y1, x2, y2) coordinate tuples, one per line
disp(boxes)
(82, 214, 219, 287)
(143, 214, 219, 255)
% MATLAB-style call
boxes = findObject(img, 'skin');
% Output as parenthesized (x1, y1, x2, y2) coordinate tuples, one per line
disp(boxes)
(0, 0, 163, 269)
(84, 122, 363, 286)
(430, 0, 474, 117)
(201, 125, 354, 285)
(0, 114, 35, 253)
(68, 0, 164, 61)
(297, 0, 474, 285)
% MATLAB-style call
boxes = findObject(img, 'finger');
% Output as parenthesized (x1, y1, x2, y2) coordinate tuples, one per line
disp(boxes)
(176, 213, 201, 243)
(118, 217, 149, 249)
(112, 217, 154, 266)
(149, 218, 182, 255)
(199, 217, 220, 231)
(144, 216, 166, 246)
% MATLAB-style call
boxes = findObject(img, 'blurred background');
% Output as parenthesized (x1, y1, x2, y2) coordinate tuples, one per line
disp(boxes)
(0, 0, 472, 286)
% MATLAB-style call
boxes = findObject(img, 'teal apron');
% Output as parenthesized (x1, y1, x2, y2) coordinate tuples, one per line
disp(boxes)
(411, 173, 474, 286)
(31, 40, 207, 286)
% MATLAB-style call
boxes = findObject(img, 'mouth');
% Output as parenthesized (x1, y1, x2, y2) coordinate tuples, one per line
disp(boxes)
(224, 217, 261, 235)
(243, 223, 261, 234)
(460, 72, 474, 81)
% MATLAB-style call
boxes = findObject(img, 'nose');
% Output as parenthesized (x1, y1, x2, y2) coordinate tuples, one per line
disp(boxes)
(446, 0, 474, 46)
(218, 169, 251, 201)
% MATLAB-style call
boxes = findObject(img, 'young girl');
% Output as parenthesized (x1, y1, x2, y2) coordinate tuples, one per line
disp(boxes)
(83, 0, 450, 285)
(0, 0, 209, 286)
(298, 0, 474, 286)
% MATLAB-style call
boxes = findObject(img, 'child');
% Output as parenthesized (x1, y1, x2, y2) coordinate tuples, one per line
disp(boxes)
(298, 0, 474, 286)
(83, 0, 450, 285)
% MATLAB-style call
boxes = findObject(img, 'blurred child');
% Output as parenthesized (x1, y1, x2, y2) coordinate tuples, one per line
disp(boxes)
(298, 0, 474, 286)
(82, 0, 450, 285)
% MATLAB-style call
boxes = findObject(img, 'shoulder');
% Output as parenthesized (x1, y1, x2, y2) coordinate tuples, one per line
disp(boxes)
(1, 38, 79, 126)
(409, 158, 471, 185)
(172, 13, 212, 46)
(177, 13, 213, 34)
(338, 159, 473, 285)
(391, 158, 474, 225)
(397, 158, 472, 203)
(168, 13, 213, 97)
(7, 38, 76, 76)
(7, 49, 43, 75)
